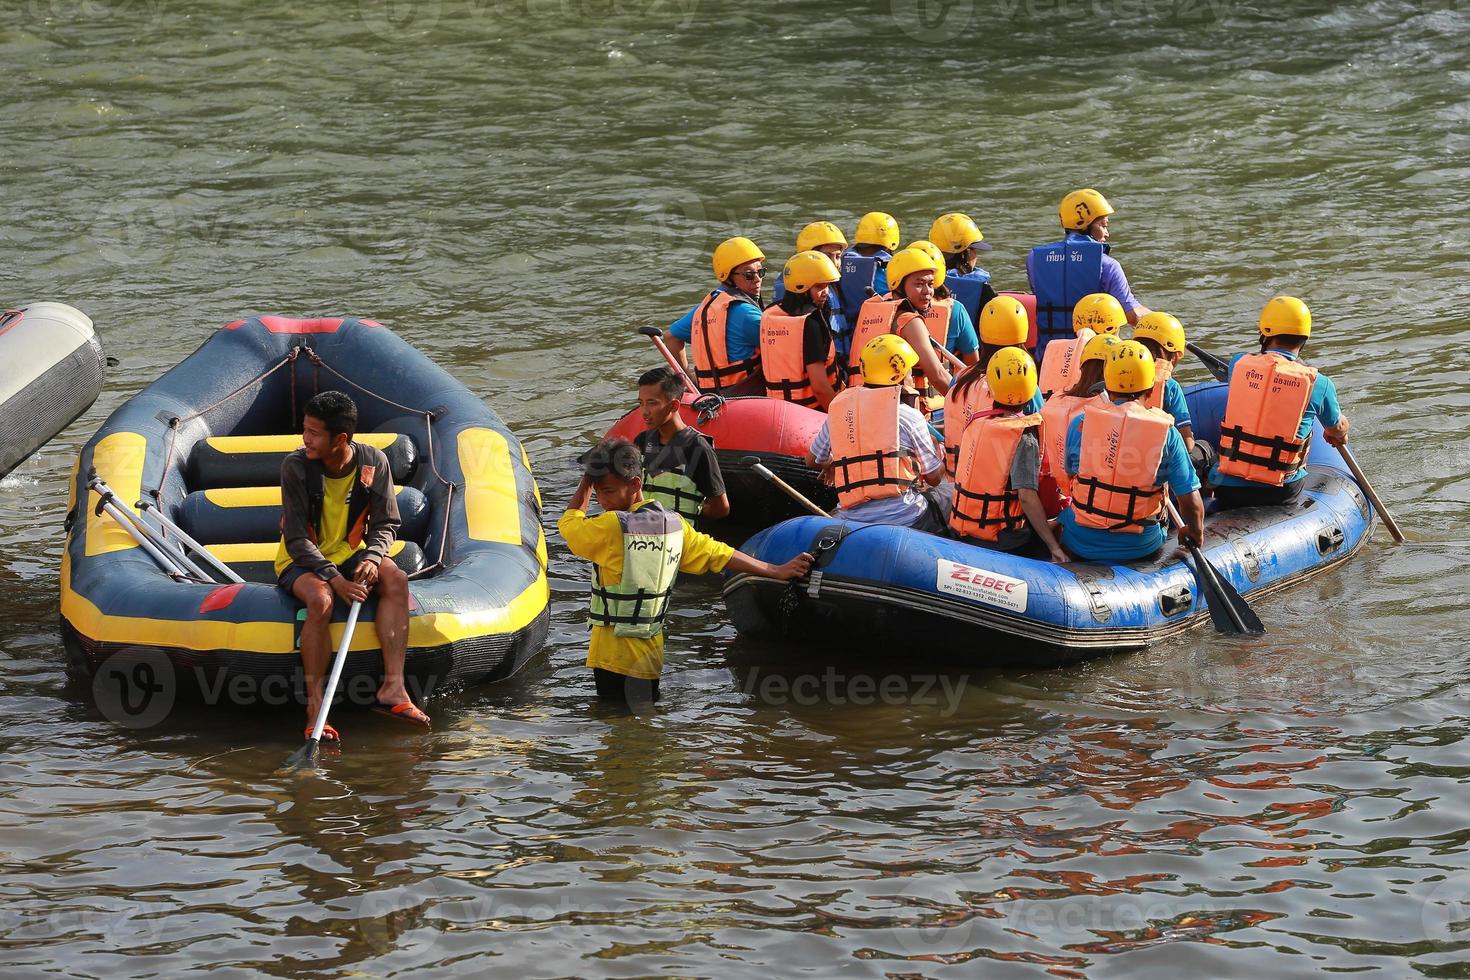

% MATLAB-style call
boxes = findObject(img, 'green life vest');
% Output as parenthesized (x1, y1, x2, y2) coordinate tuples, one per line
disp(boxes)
(588, 502, 684, 638)
(643, 469, 704, 520)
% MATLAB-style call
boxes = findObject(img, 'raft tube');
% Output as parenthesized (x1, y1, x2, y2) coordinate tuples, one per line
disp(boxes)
(0, 303, 105, 480)
(61, 315, 550, 707)
(603, 393, 834, 522)
(725, 381, 1374, 664)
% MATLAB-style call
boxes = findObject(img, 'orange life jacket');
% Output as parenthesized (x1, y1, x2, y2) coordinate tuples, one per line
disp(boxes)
(846, 297, 923, 383)
(949, 410, 1042, 542)
(1141, 357, 1176, 413)
(942, 373, 994, 478)
(760, 306, 837, 408)
(827, 384, 918, 510)
(1038, 328, 1094, 400)
(1217, 352, 1319, 486)
(913, 298, 954, 390)
(1071, 399, 1173, 532)
(1039, 390, 1106, 496)
(691, 290, 760, 391)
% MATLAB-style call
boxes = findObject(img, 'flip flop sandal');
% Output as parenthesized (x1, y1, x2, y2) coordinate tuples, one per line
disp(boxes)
(305, 722, 341, 744)
(372, 701, 431, 729)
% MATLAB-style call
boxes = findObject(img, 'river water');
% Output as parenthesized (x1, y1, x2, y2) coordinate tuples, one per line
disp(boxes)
(3, 1, 1470, 976)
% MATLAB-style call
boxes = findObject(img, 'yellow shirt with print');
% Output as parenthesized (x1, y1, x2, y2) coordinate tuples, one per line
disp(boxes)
(557, 500, 735, 681)
(273, 472, 361, 577)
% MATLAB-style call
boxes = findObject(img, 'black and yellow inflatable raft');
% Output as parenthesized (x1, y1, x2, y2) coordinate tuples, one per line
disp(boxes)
(61, 315, 549, 707)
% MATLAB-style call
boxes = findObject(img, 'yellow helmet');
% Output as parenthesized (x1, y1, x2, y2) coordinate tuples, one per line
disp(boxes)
(854, 211, 900, 251)
(979, 295, 1030, 346)
(1105, 340, 1156, 394)
(904, 240, 946, 287)
(859, 333, 919, 387)
(1259, 295, 1311, 337)
(986, 347, 1039, 407)
(796, 220, 847, 254)
(1080, 332, 1123, 365)
(712, 237, 765, 282)
(1072, 293, 1127, 336)
(1133, 311, 1186, 353)
(1059, 188, 1115, 232)
(928, 212, 985, 254)
(781, 250, 841, 295)
(886, 247, 938, 297)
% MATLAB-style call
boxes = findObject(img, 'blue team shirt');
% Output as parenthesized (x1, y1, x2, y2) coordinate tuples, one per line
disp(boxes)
(669, 287, 763, 364)
(1209, 350, 1341, 489)
(945, 300, 978, 357)
(1160, 376, 1192, 429)
(1058, 399, 1201, 561)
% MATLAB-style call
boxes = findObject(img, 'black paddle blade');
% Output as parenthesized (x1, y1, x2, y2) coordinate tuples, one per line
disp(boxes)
(1187, 343, 1229, 382)
(280, 738, 320, 772)
(1187, 545, 1266, 635)
(1204, 557, 1266, 634)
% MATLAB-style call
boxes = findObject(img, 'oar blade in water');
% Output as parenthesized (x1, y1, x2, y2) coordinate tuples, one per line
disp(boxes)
(280, 738, 320, 772)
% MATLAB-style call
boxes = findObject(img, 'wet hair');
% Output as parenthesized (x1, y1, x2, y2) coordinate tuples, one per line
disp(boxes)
(579, 437, 642, 483)
(637, 367, 685, 400)
(303, 390, 357, 440)
(1063, 359, 1107, 398)
(1262, 334, 1308, 353)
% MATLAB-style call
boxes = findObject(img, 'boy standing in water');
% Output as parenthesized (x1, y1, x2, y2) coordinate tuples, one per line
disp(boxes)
(633, 367, 730, 522)
(559, 438, 811, 709)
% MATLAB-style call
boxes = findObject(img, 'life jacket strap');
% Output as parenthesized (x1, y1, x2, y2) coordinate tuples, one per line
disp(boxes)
(831, 448, 917, 492)
(1218, 423, 1307, 472)
(1072, 475, 1163, 532)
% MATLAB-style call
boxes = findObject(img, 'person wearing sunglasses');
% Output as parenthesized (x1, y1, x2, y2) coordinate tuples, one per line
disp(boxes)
(665, 237, 768, 396)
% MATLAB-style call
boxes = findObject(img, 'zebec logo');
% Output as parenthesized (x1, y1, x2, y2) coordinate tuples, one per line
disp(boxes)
(935, 559, 1028, 613)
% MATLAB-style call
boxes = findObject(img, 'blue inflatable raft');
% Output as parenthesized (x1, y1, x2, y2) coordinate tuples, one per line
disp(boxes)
(725, 381, 1374, 663)
(61, 316, 550, 706)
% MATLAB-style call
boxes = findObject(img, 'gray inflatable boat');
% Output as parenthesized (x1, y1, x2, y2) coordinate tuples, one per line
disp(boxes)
(0, 302, 105, 480)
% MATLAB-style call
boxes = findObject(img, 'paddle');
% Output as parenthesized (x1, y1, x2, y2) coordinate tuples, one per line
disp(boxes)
(1163, 497, 1265, 635)
(741, 455, 831, 518)
(1188, 342, 1229, 382)
(639, 325, 703, 394)
(1334, 444, 1405, 543)
(637, 326, 724, 418)
(282, 599, 363, 771)
(1187, 344, 1404, 544)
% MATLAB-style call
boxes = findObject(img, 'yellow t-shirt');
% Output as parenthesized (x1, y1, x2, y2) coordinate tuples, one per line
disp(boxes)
(274, 473, 361, 577)
(557, 500, 735, 680)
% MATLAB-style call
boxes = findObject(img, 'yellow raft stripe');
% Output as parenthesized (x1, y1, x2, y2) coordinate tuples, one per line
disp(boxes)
(59, 551, 550, 655)
(519, 444, 542, 510)
(459, 428, 521, 545)
(85, 432, 148, 557)
(203, 432, 400, 454)
(201, 485, 403, 508)
(204, 540, 407, 564)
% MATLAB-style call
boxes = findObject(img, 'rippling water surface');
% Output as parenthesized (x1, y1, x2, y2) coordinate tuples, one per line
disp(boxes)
(3, 1, 1470, 975)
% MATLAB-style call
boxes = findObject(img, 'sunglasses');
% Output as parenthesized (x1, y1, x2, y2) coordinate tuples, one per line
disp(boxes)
(735, 268, 766, 280)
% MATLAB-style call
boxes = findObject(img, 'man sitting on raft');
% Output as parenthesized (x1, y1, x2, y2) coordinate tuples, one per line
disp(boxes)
(275, 391, 427, 742)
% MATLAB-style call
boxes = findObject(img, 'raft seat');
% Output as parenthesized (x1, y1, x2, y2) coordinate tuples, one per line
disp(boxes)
(202, 540, 427, 586)
(188, 431, 418, 490)
(175, 484, 431, 545)
(179, 431, 429, 585)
